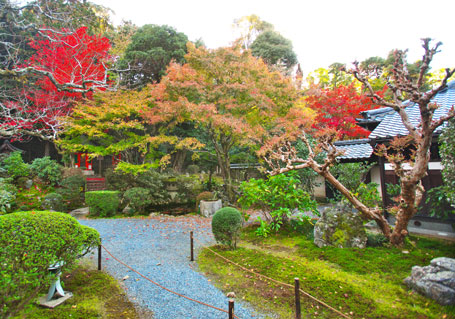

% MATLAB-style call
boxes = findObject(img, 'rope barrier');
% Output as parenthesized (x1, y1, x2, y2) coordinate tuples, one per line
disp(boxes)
(100, 244, 240, 319)
(193, 237, 351, 319)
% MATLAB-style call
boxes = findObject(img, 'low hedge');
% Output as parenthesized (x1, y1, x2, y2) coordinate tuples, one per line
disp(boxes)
(85, 191, 120, 217)
(0, 211, 100, 318)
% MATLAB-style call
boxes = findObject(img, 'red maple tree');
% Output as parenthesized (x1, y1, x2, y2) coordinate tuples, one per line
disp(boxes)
(306, 84, 382, 139)
(1, 27, 111, 140)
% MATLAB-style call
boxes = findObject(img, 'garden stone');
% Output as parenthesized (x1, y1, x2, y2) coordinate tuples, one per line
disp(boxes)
(313, 202, 367, 248)
(123, 205, 133, 215)
(69, 207, 89, 218)
(291, 207, 319, 219)
(404, 257, 455, 305)
(431, 257, 455, 272)
(25, 179, 33, 189)
(199, 200, 222, 218)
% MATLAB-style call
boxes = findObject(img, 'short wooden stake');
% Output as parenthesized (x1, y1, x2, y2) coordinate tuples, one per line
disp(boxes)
(190, 231, 194, 262)
(295, 277, 301, 319)
(98, 240, 102, 271)
(228, 299, 234, 319)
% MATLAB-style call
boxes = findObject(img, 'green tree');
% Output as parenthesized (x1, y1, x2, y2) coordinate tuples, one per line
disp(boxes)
(305, 64, 355, 89)
(119, 24, 188, 87)
(238, 172, 318, 237)
(250, 30, 298, 73)
(106, 20, 138, 60)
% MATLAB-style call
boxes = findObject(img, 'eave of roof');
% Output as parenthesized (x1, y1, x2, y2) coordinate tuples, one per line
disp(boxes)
(369, 81, 455, 140)
(334, 139, 373, 160)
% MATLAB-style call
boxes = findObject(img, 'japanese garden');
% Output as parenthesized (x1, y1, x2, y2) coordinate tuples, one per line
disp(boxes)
(0, 1, 454, 318)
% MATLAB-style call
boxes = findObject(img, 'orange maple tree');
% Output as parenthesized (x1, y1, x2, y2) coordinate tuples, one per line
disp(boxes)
(146, 43, 306, 200)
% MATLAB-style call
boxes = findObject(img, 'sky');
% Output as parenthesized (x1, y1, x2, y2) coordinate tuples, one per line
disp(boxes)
(92, 0, 454, 77)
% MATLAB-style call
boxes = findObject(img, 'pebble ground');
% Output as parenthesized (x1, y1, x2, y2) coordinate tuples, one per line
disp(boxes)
(80, 216, 263, 319)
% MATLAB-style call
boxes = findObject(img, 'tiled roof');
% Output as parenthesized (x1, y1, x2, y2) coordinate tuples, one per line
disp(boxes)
(333, 139, 373, 160)
(369, 81, 455, 140)
(357, 107, 395, 124)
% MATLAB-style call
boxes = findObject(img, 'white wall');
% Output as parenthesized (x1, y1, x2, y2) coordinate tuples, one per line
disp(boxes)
(313, 175, 326, 199)
(370, 165, 382, 197)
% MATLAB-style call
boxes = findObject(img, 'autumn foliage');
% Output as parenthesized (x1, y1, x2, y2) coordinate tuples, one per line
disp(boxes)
(58, 88, 203, 165)
(0, 27, 111, 140)
(306, 84, 381, 139)
(145, 43, 305, 200)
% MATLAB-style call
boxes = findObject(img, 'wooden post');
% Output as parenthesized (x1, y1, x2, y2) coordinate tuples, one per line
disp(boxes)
(190, 231, 194, 262)
(295, 278, 301, 319)
(98, 240, 102, 271)
(228, 299, 234, 319)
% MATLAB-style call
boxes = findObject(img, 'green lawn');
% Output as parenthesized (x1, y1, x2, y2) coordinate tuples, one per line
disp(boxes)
(198, 226, 455, 318)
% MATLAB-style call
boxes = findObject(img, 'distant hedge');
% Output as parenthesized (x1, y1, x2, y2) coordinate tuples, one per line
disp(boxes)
(85, 191, 120, 217)
(0, 211, 100, 318)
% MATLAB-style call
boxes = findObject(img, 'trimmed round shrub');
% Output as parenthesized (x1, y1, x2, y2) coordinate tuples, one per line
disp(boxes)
(211, 207, 243, 249)
(29, 157, 62, 186)
(0, 211, 100, 318)
(85, 191, 120, 217)
(123, 187, 152, 214)
(41, 192, 64, 211)
(196, 191, 214, 211)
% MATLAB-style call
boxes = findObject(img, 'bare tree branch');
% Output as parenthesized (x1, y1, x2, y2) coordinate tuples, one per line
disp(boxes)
(263, 39, 454, 245)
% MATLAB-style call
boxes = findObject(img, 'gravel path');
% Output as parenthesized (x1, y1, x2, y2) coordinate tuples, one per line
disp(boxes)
(79, 216, 262, 319)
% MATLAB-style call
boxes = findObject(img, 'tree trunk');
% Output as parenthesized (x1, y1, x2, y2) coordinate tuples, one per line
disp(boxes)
(313, 162, 393, 240)
(218, 153, 233, 202)
(44, 140, 50, 157)
(207, 169, 213, 191)
(213, 147, 233, 202)
(172, 149, 187, 172)
(211, 132, 235, 202)
(389, 179, 424, 245)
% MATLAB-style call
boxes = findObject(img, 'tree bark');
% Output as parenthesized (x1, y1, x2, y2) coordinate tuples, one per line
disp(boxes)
(315, 163, 393, 240)
(172, 149, 187, 172)
(44, 140, 50, 157)
(211, 133, 234, 202)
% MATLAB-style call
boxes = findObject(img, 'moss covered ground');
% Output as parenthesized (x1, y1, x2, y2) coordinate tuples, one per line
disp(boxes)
(14, 260, 147, 319)
(198, 226, 455, 318)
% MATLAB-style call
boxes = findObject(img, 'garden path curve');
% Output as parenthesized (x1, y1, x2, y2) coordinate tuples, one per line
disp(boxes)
(79, 216, 262, 319)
